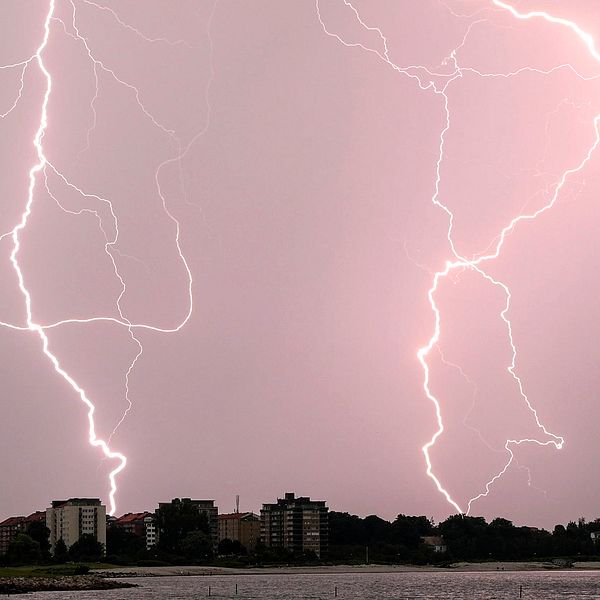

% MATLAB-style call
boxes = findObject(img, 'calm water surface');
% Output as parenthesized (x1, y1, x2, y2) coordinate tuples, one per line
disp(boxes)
(29, 571, 600, 599)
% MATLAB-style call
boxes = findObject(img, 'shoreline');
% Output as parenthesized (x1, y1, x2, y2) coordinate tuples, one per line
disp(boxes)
(0, 575, 136, 595)
(3, 563, 598, 593)
(97, 561, 600, 578)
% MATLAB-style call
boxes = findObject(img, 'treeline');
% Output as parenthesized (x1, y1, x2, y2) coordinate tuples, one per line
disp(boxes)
(0, 523, 102, 566)
(107, 498, 214, 566)
(329, 512, 600, 564)
(5, 508, 600, 567)
(107, 498, 319, 566)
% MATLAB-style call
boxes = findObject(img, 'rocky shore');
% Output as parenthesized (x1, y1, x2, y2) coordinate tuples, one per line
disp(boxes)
(0, 575, 136, 595)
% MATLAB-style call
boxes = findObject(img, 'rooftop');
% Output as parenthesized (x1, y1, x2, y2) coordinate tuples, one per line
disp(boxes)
(0, 516, 25, 527)
(50, 498, 103, 508)
(219, 512, 259, 521)
(113, 512, 152, 524)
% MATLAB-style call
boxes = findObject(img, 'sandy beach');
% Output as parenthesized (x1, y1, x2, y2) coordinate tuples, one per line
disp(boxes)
(96, 561, 600, 578)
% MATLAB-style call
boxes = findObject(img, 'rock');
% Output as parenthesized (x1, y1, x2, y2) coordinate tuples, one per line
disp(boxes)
(0, 575, 137, 594)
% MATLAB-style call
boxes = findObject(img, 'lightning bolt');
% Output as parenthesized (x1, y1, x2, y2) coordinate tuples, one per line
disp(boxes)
(1, 1, 214, 515)
(4, 0, 128, 515)
(317, 0, 598, 514)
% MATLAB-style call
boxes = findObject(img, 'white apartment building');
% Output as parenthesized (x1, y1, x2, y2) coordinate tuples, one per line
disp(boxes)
(144, 515, 158, 550)
(45, 498, 106, 553)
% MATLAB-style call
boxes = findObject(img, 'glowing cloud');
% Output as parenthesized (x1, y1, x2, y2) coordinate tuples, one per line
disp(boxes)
(0, 0, 212, 515)
(316, 0, 600, 513)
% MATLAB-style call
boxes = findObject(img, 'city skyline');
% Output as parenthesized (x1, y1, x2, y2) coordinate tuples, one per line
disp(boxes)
(2, 0, 600, 531)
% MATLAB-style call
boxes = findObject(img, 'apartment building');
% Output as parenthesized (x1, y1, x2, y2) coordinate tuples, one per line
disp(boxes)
(45, 498, 106, 552)
(218, 512, 260, 551)
(144, 514, 158, 550)
(0, 512, 46, 555)
(110, 511, 158, 551)
(260, 492, 328, 557)
(111, 512, 152, 538)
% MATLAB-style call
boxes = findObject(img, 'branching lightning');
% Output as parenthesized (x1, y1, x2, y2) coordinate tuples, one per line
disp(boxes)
(4, 0, 597, 520)
(317, 0, 600, 514)
(4, 0, 128, 515)
(1, 0, 214, 514)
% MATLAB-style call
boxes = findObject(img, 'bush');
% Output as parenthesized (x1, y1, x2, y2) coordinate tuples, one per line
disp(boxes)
(74, 564, 90, 575)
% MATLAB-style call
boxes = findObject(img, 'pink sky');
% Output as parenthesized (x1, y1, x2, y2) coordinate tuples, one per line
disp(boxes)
(1, 0, 600, 529)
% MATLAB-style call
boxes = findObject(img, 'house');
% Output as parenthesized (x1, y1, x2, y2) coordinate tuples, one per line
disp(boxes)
(421, 535, 447, 553)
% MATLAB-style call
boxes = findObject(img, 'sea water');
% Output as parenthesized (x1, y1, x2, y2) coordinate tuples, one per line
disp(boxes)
(28, 570, 600, 599)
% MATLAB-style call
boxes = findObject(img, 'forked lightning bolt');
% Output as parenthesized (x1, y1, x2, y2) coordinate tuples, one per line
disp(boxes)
(4, 0, 127, 516)
(1, 1, 211, 514)
(317, 0, 599, 514)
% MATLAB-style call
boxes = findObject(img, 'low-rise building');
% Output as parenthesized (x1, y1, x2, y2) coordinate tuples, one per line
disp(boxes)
(218, 512, 260, 551)
(110, 511, 157, 551)
(421, 535, 447, 553)
(260, 492, 328, 557)
(46, 498, 106, 554)
(0, 517, 26, 556)
(111, 512, 152, 538)
(0, 511, 46, 555)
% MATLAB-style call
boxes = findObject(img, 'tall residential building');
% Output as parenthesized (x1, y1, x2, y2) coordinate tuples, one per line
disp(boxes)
(46, 498, 106, 553)
(218, 512, 260, 551)
(260, 492, 329, 557)
(0, 512, 46, 555)
(157, 499, 219, 548)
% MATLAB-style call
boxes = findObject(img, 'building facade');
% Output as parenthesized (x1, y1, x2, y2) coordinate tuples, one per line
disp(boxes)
(144, 514, 158, 550)
(45, 498, 106, 553)
(0, 517, 25, 556)
(0, 512, 46, 555)
(421, 535, 447, 553)
(218, 512, 260, 551)
(260, 492, 328, 557)
(110, 511, 156, 551)
(111, 512, 152, 538)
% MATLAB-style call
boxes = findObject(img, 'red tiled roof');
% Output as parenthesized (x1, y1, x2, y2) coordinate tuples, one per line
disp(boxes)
(0, 516, 26, 527)
(24, 511, 45, 523)
(114, 512, 151, 524)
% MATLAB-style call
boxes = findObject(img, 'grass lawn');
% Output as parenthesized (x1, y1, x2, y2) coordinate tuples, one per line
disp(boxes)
(0, 563, 117, 578)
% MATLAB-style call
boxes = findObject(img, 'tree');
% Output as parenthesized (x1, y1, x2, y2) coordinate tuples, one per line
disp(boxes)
(68, 534, 104, 562)
(156, 499, 210, 554)
(439, 515, 489, 559)
(53, 538, 68, 563)
(178, 530, 213, 561)
(7, 534, 41, 565)
(391, 515, 434, 547)
(106, 527, 145, 559)
(26, 521, 51, 560)
(218, 538, 246, 556)
(363, 515, 392, 544)
(329, 512, 367, 545)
